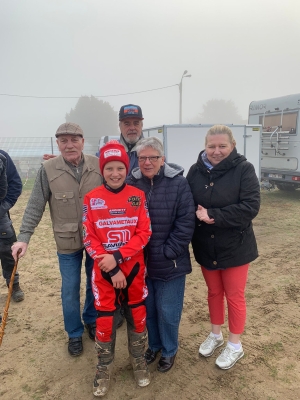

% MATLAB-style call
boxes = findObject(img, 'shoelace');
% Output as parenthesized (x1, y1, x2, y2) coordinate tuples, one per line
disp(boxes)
(219, 346, 233, 360)
(202, 336, 216, 348)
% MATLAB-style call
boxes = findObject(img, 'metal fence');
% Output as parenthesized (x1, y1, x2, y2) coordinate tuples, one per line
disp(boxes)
(1, 137, 99, 180)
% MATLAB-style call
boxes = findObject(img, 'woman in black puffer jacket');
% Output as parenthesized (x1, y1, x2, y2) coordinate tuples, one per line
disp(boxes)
(127, 137, 195, 373)
(186, 125, 260, 370)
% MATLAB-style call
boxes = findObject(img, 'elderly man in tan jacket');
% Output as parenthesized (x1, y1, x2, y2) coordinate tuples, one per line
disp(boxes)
(12, 122, 102, 357)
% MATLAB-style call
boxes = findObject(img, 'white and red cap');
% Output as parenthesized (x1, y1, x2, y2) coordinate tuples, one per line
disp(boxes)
(99, 140, 129, 175)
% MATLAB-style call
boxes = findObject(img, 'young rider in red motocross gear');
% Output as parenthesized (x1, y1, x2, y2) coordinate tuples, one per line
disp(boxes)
(83, 141, 152, 396)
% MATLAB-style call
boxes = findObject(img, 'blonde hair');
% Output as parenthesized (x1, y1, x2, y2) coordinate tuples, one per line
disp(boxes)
(205, 125, 236, 147)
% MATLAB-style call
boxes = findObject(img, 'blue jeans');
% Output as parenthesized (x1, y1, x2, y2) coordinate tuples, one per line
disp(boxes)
(145, 275, 186, 357)
(58, 249, 96, 338)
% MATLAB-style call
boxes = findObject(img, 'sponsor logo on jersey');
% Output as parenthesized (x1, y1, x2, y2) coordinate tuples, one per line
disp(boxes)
(83, 204, 88, 215)
(109, 208, 126, 215)
(83, 225, 87, 239)
(95, 216, 138, 229)
(128, 196, 141, 208)
(86, 247, 95, 256)
(90, 198, 107, 210)
(103, 242, 125, 251)
(102, 229, 131, 251)
(82, 215, 87, 222)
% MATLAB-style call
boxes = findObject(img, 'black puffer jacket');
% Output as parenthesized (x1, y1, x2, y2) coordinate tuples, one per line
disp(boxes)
(126, 163, 195, 281)
(186, 148, 260, 270)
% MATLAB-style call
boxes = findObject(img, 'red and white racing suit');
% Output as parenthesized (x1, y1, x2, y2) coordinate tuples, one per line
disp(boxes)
(83, 183, 151, 342)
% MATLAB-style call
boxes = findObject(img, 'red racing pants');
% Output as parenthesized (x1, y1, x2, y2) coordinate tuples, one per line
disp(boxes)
(201, 264, 249, 334)
(92, 258, 147, 342)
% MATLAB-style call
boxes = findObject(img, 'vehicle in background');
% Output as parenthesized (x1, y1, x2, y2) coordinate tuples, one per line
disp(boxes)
(249, 94, 300, 191)
(95, 136, 120, 157)
(142, 124, 261, 179)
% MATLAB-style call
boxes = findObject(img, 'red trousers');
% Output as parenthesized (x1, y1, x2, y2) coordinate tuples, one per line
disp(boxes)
(92, 258, 147, 342)
(201, 264, 249, 334)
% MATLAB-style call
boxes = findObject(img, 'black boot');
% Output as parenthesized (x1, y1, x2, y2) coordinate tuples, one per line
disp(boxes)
(10, 282, 24, 302)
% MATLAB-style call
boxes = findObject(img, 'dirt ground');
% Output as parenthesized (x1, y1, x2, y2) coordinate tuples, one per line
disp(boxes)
(1, 186, 300, 400)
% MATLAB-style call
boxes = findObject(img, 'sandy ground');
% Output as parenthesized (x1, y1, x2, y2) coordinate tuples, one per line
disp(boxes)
(0, 188, 300, 400)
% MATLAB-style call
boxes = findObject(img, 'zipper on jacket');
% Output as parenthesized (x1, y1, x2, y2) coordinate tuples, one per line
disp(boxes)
(146, 179, 154, 204)
(173, 259, 177, 268)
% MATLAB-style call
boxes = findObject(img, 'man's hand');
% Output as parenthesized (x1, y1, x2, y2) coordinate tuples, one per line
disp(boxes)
(96, 254, 117, 272)
(43, 154, 56, 161)
(111, 270, 127, 289)
(11, 242, 28, 260)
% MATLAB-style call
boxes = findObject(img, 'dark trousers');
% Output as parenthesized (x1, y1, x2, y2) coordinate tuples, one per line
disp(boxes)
(0, 230, 19, 285)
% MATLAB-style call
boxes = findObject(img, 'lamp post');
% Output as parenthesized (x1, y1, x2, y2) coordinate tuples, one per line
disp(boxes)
(179, 70, 191, 124)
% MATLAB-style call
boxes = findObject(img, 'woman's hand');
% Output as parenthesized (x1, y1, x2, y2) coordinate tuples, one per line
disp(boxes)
(196, 205, 215, 225)
(96, 254, 117, 272)
(111, 270, 127, 289)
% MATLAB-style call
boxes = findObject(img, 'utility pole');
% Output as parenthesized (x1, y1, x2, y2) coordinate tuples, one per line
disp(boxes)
(179, 70, 191, 124)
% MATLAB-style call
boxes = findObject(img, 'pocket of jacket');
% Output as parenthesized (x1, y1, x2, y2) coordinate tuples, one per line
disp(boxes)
(0, 224, 16, 240)
(54, 191, 78, 219)
(53, 222, 81, 250)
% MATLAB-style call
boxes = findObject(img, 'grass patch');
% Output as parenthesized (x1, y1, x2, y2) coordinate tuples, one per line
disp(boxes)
(263, 342, 284, 355)
(22, 178, 36, 191)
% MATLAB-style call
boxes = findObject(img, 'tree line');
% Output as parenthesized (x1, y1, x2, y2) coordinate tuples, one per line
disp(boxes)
(65, 96, 246, 145)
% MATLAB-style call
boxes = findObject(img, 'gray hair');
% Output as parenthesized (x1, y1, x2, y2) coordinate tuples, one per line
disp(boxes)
(135, 137, 165, 156)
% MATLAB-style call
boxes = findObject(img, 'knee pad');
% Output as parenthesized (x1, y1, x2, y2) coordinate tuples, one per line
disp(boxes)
(96, 314, 114, 342)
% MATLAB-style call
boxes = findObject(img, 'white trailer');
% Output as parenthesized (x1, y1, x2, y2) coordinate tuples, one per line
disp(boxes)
(142, 124, 261, 178)
(248, 93, 300, 190)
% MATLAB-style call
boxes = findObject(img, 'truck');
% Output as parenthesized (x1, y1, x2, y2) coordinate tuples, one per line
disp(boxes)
(142, 124, 261, 178)
(248, 93, 300, 191)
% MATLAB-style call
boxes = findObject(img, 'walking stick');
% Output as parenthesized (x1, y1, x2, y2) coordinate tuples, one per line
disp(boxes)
(0, 248, 22, 346)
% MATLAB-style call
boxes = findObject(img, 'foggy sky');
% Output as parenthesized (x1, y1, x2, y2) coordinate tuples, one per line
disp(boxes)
(1, 0, 299, 138)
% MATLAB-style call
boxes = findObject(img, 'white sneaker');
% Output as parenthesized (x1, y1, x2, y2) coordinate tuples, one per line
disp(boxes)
(215, 343, 244, 369)
(199, 332, 224, 357)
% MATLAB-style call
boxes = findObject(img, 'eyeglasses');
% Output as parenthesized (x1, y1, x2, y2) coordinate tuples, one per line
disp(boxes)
(138, 156, 162, 163)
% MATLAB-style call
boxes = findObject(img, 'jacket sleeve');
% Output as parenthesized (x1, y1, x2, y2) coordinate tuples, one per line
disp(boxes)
(186, 164, 197, 212)
(163, 178, 195, 260)
(0, 157, 7, 200)
(82, 192, 108, 259)
(208, 162, 260, 229)
(17, 166, 50, 243)
(117, 191, 152, 261)
(0, 150, 22, 218)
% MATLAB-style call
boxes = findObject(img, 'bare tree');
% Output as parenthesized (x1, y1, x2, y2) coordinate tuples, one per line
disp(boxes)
(66, 96, 118, 148)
